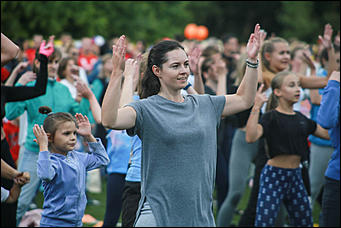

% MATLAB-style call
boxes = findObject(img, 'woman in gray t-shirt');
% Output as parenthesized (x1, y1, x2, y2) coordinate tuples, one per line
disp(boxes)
(102, 24, 262, 227)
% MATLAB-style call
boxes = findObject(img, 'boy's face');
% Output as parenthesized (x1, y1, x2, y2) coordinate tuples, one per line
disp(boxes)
(48, 57, 60, 79)
(51, 121, 77, 155)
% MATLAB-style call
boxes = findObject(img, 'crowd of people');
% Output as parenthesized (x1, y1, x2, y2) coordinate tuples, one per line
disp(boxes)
(1, 20, 340, 227)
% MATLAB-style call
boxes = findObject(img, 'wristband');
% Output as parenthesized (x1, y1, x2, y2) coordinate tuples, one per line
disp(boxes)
(246, 59, 259, 68)
(183, 82, 192, 90)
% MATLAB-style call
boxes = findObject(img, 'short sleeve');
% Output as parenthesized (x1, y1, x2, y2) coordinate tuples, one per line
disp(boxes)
(125, 100, 143, 137)
(259, 111, 273, 138)
(208, 95, 226, 124)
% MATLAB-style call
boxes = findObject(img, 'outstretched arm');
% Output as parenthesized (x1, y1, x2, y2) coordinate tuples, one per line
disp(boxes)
(222, 24, 261, 116)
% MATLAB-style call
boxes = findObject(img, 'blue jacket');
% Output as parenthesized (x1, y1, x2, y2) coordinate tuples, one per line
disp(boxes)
(37, 138, 109, 227)
(317, 80, 340, 181)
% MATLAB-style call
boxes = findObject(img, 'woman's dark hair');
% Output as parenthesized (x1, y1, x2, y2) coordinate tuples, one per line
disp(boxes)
(39, 106, 77, 138)
(57, 57, 73, 79)
(140, 40, 185, 99)
(33, 47, 62, 73)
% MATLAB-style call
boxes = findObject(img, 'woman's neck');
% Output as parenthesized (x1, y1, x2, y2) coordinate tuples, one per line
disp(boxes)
(158, 88, 184, 103)
(65, 76, 75, 84)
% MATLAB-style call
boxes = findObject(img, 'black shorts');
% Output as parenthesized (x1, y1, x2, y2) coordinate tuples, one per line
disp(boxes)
(121, 181, 141, 227)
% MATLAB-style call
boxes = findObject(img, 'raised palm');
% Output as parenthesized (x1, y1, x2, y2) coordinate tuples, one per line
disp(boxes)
(246, 24, 261, 60)
(75, 113, 91, 136)
(319, 24, 333, 49)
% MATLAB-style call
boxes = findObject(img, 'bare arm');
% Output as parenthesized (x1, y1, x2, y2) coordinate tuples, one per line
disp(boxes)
(189, 46, 205, 94)
(120, 58, 139, 107)
(1, 159, 21, 180)
(76, 79, 102, 124)
(1, 33, 20, 67)
(245, 84, 268, 143)
(309, 89, 322, 105)
(101, 35, 137, 130)
(313, 124, 330, 140)
(222, 24, 261, 117)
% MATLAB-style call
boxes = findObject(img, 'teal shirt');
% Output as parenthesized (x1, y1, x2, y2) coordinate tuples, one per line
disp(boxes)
(5, 78, 90, 152)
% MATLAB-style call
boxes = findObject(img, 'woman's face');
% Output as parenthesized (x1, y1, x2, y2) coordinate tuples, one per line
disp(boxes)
(267, 42, 290, 73)
(156, 48, 190, 91)
(64, 59, 77, 80)
(276, 73, 301, 104)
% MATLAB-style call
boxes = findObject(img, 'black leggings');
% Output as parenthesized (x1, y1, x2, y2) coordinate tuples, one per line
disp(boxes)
(121, 181, 141, 227)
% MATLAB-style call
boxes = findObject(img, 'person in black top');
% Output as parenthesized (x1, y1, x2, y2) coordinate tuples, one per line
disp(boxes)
(245, 71, 329, 227)
(1, 34, 54, 227)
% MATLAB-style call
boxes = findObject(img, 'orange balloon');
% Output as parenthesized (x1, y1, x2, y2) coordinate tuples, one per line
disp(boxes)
(196, 25, 209, 41)
(184, 23, 198, 40)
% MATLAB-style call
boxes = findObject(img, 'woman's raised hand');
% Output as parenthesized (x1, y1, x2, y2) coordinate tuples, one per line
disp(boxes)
(189, 46, 202, 76)
(254, 83, 268, 108)
(246, 24, 261, 60)
(39, 35, 55, 57)
(112, 35, 127, 76)
(319, 24, 333, 50)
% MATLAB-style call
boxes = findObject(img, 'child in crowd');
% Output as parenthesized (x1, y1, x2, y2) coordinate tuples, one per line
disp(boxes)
(245, 71, 330, 227)
(33, 106, 109, 227)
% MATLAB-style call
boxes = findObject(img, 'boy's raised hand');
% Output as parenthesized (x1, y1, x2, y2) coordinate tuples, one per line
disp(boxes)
(75, 113, 91, 137)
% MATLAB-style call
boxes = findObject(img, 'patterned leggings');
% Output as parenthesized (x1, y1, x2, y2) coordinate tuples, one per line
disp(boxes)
(255, 164, 313, 227)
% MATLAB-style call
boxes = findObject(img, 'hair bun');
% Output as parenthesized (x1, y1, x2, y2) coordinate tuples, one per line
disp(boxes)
(39, 106, 53, 115)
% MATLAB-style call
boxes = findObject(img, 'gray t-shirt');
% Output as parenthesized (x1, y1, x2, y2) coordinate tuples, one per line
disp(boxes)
(127, 94, 226, 226)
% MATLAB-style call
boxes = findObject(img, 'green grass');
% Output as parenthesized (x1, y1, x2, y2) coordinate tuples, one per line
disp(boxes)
(34, 176, 322, 227)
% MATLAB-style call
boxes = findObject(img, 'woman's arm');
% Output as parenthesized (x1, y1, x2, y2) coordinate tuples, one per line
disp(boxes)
(4, 62, 30, 86)
(222, 24, 261, 116)
(3, 36, 55, 102)
(189, 46, 205, 94)
(101, 35, 137, 130)
(1, 33, 20, 67)
(313, 124, 330, 140)
(245, 84, 267, 143)
(76, 79, 102, 124)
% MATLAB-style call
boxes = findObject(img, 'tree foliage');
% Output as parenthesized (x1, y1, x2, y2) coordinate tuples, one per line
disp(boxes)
(1, 1, 339, 45)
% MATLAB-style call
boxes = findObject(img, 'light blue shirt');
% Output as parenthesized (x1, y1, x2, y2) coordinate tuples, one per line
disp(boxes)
(125, 135, 142, 182)
(37, 138, 109, 227)
(106, 130, 131, 174)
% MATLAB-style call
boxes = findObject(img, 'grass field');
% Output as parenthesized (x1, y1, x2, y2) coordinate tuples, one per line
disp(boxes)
(33, 174, 322, 227)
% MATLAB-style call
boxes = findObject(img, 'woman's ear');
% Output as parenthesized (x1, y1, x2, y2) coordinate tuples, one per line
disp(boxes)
(152, 65, 161, 78)
(264, 52, 271, 62)
(273, 88, 281, 97)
